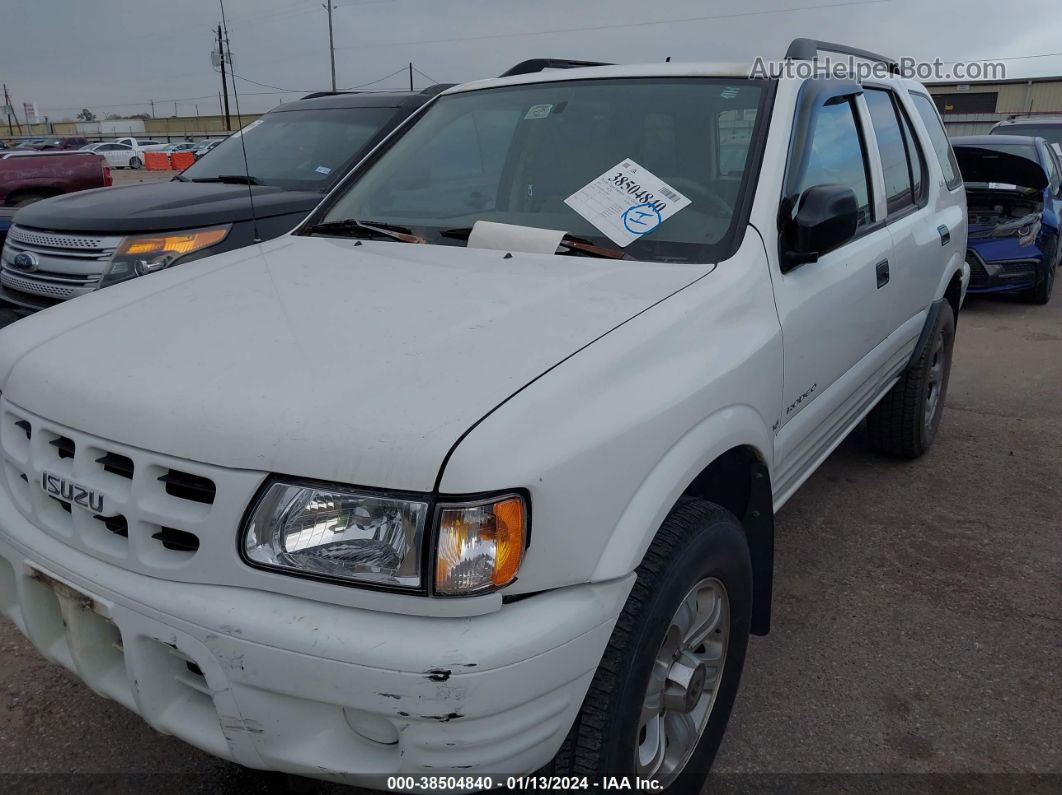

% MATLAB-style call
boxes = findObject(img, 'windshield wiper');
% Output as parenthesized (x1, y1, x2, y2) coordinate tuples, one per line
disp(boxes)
(304, 219, 427, 244)
(190, 174, 261, 185)
(440, 227, 627, 259)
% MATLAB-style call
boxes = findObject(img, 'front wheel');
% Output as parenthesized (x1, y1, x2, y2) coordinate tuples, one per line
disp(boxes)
(547, 499, 752, 790)
(129, 156, 143, 169)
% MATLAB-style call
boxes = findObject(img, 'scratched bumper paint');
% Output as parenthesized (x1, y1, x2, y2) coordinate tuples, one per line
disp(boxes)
(0, 480, 631, 787)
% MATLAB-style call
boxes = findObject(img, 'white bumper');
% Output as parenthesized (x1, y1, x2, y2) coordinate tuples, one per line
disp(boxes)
(0, 481, 633, 787)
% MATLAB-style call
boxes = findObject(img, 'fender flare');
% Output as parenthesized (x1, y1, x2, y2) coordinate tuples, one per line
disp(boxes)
(591, 405, 774, 582)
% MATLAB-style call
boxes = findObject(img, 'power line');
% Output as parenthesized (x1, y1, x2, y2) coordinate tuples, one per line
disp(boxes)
(412, 66, 440, 85)
(333, 0, 890, 51)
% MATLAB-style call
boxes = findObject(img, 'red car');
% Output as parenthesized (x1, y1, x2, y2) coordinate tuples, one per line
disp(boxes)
(0, 151, 112, 207)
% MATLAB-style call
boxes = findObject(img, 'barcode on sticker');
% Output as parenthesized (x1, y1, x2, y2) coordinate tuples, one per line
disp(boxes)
(659, 187, 679, 202)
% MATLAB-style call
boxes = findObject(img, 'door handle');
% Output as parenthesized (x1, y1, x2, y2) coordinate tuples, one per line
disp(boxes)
(938, 224, 951, 246)
(876, 259, 890, 289)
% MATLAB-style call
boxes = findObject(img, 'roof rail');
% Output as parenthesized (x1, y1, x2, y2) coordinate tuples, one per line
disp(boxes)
(785, 38, 900, 75)
(500, 58, 613, 78)
(419, 83, 455, 97)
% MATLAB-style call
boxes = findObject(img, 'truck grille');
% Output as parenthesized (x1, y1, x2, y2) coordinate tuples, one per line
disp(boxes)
(0, 399, 265, 582)
(1, 225, 120, 302)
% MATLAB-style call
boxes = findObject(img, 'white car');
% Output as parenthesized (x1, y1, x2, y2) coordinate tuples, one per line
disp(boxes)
(110, 137, 169, 166)
(78, 141, 141, 170)
(0, 40, 968, 790)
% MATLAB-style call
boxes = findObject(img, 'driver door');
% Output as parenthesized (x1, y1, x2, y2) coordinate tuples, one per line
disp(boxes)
(772, 85, 896, 490)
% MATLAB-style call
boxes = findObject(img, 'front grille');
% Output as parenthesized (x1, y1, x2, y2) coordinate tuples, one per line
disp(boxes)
(7, 227, 112, 250)
(0, 399, 265, 581)
(158, 470, 215, 505)
(1, 225, 118, 301)
(0, 270, 88, 299)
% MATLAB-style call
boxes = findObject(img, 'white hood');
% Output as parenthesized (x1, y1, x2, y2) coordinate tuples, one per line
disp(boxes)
(0, 236, 710, 490)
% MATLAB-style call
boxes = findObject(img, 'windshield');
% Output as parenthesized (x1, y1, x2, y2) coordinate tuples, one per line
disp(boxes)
(960, 143, 1039, 163)
(317, 78, 766, 263)
(992, 124, 1062, 146)
(181, 105, 398, 190)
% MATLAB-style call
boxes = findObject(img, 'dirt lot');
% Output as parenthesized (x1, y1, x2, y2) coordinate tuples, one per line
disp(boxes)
(0, 291, 1058, 792)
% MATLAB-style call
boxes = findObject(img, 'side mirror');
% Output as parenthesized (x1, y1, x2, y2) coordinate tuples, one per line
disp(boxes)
(783, 184, 859, 270)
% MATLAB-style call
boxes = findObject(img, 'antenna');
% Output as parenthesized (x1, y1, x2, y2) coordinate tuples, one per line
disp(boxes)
(219, 0, 261, 243)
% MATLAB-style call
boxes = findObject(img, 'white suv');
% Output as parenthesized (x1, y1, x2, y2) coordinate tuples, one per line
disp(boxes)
(0, 40, 967, 790)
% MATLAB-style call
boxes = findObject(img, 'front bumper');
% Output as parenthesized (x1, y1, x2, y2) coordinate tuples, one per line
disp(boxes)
(0, 481, 632, 787)
(965, 245, 1045, 294)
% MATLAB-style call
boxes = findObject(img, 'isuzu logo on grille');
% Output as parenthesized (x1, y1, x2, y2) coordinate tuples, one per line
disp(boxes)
(11, 252, 39, 272)
(42, 472, 105, 513)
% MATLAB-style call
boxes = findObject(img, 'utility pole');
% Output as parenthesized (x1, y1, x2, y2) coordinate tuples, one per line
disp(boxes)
(217, 24, 231, 129)
(3, 84, 23, 134)
(409, 62, 414, 91)
(174, 100, 178, 117)
(323, 2, 337, 91)
(222, 23, 241, 129)
(149, 98, 156, 117)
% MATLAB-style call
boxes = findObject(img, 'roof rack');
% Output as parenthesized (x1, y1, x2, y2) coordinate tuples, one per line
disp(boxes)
(418, 83, 455, 97)
(500, 58, 613, 78)
(785, 38, 900, 75)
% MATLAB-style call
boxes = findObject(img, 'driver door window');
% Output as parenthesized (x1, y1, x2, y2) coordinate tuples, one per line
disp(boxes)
(791, 98, 873, 228)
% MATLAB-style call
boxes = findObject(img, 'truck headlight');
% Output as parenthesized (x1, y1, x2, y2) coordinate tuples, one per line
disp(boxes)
(101, 225, 230, 286)
(241, 479, 529, 595)
(243, 481, 428, 589)
(435, 495, 527, 595)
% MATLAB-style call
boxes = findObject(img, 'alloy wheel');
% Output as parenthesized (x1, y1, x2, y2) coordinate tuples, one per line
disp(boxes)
(635, 577, 730, 786)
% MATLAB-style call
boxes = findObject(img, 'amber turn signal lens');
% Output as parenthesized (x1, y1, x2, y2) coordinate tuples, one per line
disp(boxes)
(117, 226, 229, 257)
(434, 495, 527, 595)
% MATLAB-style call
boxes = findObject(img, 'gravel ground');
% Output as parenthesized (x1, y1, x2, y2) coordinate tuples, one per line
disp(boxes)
(0, 290, 1058, 793)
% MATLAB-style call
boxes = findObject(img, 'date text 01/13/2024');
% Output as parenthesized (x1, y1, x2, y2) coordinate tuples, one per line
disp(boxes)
(384, 775, 664, 790)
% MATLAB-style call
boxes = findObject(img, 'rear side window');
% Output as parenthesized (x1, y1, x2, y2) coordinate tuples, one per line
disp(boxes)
(790, 98, 873, 228)
(910, 93, 962, 191)
(864, 89, 917, 214)
(899, 105, 925, 202)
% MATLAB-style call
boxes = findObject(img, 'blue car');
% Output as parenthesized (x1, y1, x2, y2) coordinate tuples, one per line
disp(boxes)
(952, 135, 1062, 304)
(0, 207, 13, 249)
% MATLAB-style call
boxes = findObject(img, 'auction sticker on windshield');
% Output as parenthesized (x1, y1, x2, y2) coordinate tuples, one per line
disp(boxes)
(565, 159, 691, 247)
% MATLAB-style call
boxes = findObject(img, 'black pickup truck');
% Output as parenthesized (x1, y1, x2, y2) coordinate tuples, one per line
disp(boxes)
(0, 87, 445, 312)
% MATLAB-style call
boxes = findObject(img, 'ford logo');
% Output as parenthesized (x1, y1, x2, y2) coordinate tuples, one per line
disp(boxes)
(11, 251, 39, 272)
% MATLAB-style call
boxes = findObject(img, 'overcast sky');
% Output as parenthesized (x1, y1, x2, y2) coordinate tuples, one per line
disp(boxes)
(3, 0, 1061, 121)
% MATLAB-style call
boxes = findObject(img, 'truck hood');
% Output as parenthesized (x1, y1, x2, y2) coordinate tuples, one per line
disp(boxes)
(954, 146, 1049, 192)
(13, 180, 322, 233)
(0, 237, 709, 491)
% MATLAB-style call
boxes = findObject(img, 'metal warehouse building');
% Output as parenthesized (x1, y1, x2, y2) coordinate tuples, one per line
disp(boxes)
(927, 75, 1062, 135)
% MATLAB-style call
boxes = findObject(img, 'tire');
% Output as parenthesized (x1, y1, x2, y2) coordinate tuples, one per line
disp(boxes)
(129, 156, 143, 169)
(546, 498, 752, 791)
(1023, 264, 1054, 305)
(867, 301, 955, 458)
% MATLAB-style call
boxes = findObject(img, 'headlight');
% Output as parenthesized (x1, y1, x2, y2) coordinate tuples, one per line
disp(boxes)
(101, 225, 230, 286)
(243, 481, 428, 589)
(241, 479, 529, 595)
(1017, 220, 1041, 247)
(435, 495, 527, 595)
